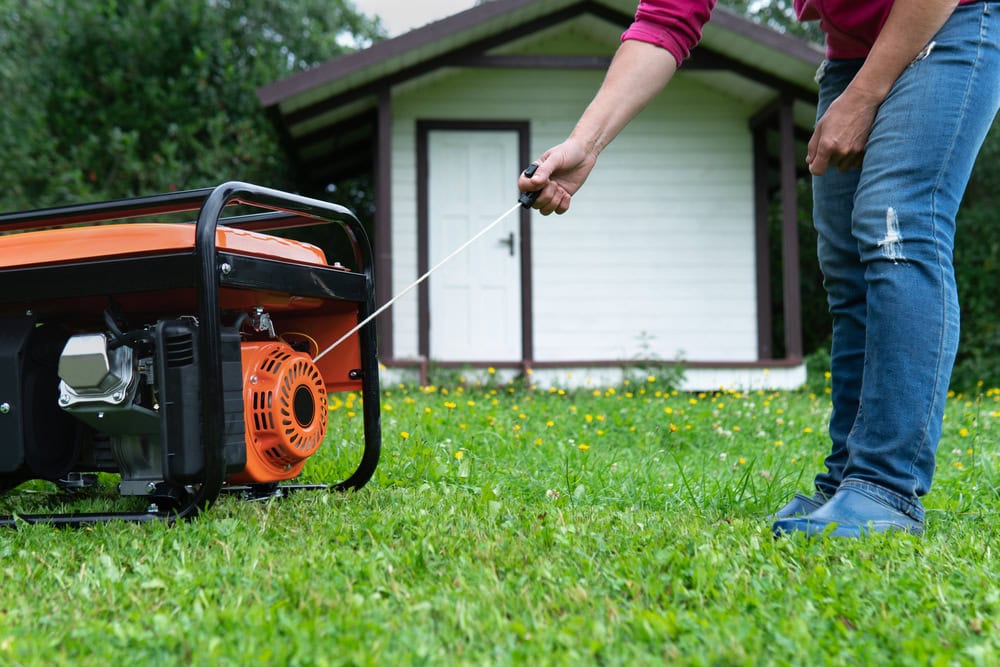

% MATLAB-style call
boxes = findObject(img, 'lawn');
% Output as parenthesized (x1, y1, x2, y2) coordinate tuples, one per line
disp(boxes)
(1, 371, 998, 666)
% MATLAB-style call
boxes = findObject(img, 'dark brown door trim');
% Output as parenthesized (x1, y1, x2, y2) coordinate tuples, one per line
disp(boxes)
(415, 120, 533, 367)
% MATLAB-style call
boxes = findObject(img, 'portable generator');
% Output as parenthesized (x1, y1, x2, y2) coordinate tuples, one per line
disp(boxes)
(0, 182, 380, 526)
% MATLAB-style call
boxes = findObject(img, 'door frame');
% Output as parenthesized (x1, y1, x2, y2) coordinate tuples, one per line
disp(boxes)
(416, 120, 533, 367)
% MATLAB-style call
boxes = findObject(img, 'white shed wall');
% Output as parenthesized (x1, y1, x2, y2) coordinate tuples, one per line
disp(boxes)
(390, 65, 758, 365)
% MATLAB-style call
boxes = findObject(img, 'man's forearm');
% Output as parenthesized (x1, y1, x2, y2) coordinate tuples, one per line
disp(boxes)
(568, 39, 678, 160)
(848, 0, 959, 104)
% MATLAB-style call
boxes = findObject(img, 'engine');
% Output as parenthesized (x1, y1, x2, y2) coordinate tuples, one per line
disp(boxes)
(0, 310, 327, 500)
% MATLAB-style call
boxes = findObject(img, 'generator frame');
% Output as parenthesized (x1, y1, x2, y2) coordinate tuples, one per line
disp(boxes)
(0, 181, 381, 527)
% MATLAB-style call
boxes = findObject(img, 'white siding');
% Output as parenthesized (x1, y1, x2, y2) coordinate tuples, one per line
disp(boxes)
(390, 65, 758, 365)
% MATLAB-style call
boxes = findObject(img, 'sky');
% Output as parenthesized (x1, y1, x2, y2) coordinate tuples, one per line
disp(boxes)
(355, 0, 477, 36)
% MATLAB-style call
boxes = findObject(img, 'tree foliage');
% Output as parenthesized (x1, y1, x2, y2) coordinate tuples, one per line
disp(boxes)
(719, 0, 824, 44)
(0, 0, 384, 211)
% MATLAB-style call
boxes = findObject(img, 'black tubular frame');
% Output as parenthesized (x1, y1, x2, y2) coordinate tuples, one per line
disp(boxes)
(0, 181, 381, 527)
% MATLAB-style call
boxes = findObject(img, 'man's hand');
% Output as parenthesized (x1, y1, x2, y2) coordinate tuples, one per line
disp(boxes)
(806, 0, 959, 176)
(807, 87, 882, 175)
(517, 138, 597, 215)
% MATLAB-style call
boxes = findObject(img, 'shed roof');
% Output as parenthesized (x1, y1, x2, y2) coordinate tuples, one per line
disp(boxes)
(257, 0, 823, 184)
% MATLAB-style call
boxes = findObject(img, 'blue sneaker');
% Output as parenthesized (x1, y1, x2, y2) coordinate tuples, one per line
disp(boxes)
(772, 484, 923, 538)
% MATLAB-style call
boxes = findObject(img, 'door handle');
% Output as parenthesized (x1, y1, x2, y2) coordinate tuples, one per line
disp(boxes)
(498, 232, 515, 257)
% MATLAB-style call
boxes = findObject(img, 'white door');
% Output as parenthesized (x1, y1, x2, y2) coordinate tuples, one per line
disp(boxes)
(428, 130, 521, 362)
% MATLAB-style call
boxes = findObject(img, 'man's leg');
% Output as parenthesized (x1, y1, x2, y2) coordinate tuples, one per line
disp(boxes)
(775, 2, 1000, 535)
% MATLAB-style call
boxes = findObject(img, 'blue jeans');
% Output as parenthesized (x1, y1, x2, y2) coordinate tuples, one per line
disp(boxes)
(811, 1, 1000, 521)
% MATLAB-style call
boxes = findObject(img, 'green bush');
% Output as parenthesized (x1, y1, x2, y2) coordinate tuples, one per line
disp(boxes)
(952, 121, 1000, 390)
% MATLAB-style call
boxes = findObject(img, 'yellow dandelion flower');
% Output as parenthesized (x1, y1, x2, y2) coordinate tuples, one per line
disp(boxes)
(648, 375, 656, 383)
(546, 420, 554, 427)
(400, 431, 410, 439)
(585, 414, 594, 423)
(959, 428, 969, 437)
(669, 423, 678, 432)
(444, 401, 457, 409)
(488, 367, 496, 374)
(664, 407, 673, 415)
(578, 444, 590, 451)
(534, 437, 542, 445)
(454, 451, 464, 460)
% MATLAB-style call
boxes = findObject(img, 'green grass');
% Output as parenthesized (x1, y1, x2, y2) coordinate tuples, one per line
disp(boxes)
(1, 375, 999, 666)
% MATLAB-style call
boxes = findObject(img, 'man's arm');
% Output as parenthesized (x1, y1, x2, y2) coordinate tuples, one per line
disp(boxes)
(807, 0, 960, 175)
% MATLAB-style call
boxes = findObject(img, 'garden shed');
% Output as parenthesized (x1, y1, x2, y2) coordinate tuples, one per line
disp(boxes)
(257, 0, 823, 389)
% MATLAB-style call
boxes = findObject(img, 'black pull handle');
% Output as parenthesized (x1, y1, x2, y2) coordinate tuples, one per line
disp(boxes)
(518, 164, 540, 209)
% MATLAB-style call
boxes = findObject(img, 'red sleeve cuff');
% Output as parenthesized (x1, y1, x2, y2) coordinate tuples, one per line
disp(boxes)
(621, 0, 716, 65)
(621, 19, 687, 66)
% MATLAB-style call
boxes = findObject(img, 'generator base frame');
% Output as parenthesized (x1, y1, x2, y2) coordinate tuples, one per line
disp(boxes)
(0, 182, 381, 527)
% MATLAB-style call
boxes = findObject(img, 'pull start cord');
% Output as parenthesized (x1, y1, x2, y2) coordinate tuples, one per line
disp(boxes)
(313, 202, 520, 363)
(312, 167, 540, 364)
